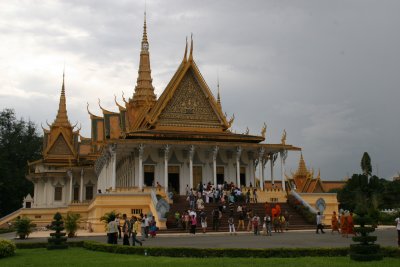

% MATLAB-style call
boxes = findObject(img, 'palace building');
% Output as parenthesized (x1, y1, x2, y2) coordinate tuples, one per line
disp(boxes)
(0, 14, 340, 231)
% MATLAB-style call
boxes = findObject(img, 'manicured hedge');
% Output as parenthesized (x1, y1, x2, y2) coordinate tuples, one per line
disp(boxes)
(16, 241, 83, 249)
(83, 241, 349, 258)
(13, 240, 400, 259)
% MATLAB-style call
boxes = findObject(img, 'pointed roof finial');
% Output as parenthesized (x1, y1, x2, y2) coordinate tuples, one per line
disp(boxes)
(189, 33, 193, 61)
(141, 9, 148, 49)
(217, 73, 221, 108)
(296, 152, 308, 176)
(183, 36, 188, 63)
(53, 70, 71, 127)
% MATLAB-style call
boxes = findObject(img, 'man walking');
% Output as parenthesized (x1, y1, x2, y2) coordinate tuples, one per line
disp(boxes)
(122, 214, 130, 245)
(316, 212, 325, 234)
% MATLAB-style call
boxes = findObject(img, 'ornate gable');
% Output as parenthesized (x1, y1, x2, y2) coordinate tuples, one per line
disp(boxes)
(157, 69, 221, 129)
(47, 134, 74, 156)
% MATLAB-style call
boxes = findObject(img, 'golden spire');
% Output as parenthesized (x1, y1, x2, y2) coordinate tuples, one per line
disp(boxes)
(189, 33, 193, 61)
(52, 71, 71, 128)
(132, 11, 156, 107)
(296, 153, 308, 176)
(217, 74, 221, 109)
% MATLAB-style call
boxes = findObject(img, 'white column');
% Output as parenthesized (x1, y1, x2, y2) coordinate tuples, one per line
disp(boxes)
(212, 146, 219, 187)
(80, 169, 84, 202)
(138, 144, 145, 190)
(280, 150, 287, 191)
(164, 145, 170, 194)
(189, 145, 195, 190)
(111, 145, 117, 191)
(33, 180, 38, 207)
(270, 153, 275, 186)
(43, 178, 47, 206)
(236, 146, 242, 187)
(68, 170, 73, 203)
(258, 148, 265, 190)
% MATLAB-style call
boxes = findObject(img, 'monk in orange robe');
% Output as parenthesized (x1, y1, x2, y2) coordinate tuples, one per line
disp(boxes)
(331, 211, 340, 234)
(346, 212, 355, 237)
(340, 211, 347, 237)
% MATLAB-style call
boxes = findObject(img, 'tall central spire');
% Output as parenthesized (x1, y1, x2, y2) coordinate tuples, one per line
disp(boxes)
(53, 71, 71, 128)
(131, 11, 156, 107)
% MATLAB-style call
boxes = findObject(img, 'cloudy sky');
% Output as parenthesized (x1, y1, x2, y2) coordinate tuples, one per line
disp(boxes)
(1, 0, 399, 181)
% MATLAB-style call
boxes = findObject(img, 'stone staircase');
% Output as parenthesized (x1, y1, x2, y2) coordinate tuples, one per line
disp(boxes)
(161, 196, 315, 233)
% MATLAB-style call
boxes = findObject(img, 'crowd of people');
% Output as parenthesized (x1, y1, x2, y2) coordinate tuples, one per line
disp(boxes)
(106, 212, 159, 246)
(170, 182, 291, 236)
(329, 210, 356, 237)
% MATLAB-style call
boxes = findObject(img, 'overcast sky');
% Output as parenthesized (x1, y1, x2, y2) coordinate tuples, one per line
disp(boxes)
(1, 0, 399, 181)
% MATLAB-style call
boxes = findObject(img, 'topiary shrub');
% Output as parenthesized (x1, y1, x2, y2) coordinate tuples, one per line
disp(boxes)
(47, 212, 68, 250)
(64, 213, 81, 238)
(0, 238, 16, 258)
(349, 195, 382, 261)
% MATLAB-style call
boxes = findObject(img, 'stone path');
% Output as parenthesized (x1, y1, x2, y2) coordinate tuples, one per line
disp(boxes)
(1, 227, 397, 249)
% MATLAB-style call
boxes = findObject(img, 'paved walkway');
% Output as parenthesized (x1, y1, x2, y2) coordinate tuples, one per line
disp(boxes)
(1, 227, 398, 248)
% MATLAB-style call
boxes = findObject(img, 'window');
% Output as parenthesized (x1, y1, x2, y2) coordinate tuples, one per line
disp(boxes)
(73, 185, 80, 201)
(85, 186, 93, 200)
(54, 186, 62, 201)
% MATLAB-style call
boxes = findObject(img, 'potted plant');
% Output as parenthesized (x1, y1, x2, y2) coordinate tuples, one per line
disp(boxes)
(64, 213, 81, 238)
(14, 216, 35, 239)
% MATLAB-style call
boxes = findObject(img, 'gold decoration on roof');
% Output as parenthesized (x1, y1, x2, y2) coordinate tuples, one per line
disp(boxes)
(281, 129, 287, 145)
(52, 71, 71, 128)
(261, 122, 267, 138)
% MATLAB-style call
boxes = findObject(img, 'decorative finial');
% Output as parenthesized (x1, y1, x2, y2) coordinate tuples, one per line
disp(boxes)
(141, 9, 148, 51)
(261, 122, 267, 138)
(189, 33, 193, 61)
(227, 113, 235, 128)
(245, 127, 249, 135)
(217, 73, 221, 108)
(281, 129, 287, 145)
(183, 36, 188, 63)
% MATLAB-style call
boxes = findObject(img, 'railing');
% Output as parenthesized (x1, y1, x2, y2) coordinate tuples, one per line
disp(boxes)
(0, 208, 22, 225)
(289, 190, 317, 214)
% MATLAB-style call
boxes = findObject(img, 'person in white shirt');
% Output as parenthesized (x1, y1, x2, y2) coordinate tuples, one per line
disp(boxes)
(316, 212, 325, 234)
(395, 215, 400, 247)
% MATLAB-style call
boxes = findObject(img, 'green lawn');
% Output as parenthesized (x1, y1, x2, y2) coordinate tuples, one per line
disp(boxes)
(1, 248, 399, 267)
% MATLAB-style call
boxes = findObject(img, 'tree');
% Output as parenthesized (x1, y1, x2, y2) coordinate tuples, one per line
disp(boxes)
(361, 152, 372, 176)
(0, 109, 42, 217)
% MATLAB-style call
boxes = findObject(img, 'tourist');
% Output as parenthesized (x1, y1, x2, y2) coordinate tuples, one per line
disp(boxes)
(190, 215, 197, 234)
(189, 191, 196, 210)
(246, 208, 253, 232)
(278, 214, 286, 233)
(316, 212, 325, 234)
(107, 214, 118, 244)
(144, 214, 150, 238)
(246, 189, 251, 204)
(331, 211, 340, 234)
(174, 211, 181, 228)
(149, 217, 157, 238)
(140, 215, 146, 241)
(252, 214, 260, 235)
(197, 197, 205, 210)
(273, 215, 280, 233)
(237, 210, 245, 231)
(253, 189, 258, 203)
(284, 210, 290, 231)
(212, 208, 220, 231)
(115, 214, 121, 239)
(395, 213, 400, 247)
(183, 211, 190, 231)
(131, 217, 143, 246)
(265, 214, 272, 236)
(228, 215, 236, 235)
(200, 210, 207, 233)
(122, 214, 130, 245)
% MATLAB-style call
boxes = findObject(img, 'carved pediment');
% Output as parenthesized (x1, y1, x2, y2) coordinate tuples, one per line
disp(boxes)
(156, 69, 220, 128)
(47, 134, 74, 156)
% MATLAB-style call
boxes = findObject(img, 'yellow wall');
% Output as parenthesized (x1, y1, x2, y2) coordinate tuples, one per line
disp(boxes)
(299, 193, 339, 226)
